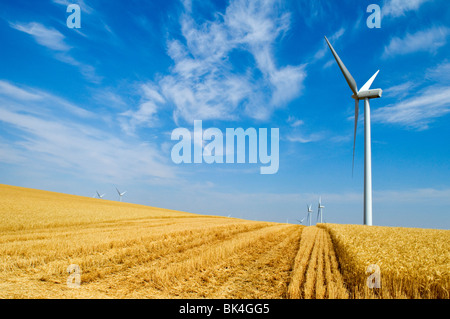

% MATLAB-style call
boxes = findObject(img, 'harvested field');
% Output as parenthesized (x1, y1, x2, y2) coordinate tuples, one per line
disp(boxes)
(1, 184, 447, 299)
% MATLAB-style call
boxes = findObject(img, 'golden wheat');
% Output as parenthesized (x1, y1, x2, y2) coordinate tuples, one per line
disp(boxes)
(319, 223, 450, 299)
(287, 226, 348, 299)
(0, 184, 301, 299)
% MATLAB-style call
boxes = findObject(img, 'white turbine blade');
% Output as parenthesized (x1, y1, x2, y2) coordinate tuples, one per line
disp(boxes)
(115, 187, 121, 195)
(121, 191, 127, 196)
(359, 70, 379, 93)
(324, 36, 358, 95)
(353, 99, 359, 177)
(96, 191, 100, 197)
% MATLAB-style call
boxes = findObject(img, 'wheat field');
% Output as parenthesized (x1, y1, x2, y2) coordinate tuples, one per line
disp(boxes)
(0, 184, 448, 299)
(319, 223, 450, 299)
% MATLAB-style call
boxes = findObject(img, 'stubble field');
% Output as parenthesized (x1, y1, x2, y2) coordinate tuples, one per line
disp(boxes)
(0, 184, 448, 299)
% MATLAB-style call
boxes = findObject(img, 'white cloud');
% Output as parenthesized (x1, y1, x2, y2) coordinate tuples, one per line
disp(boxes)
(54, 53, 103, 83)
(0, 81, 42, 101)
(372, 85, 450, 130)
(0, 81, 175, 181)
(121, 0, 306, 130)
(0, 80, 93, 118)
(287, 116, 304, 127)
(52, 0, 94, 15)
(382, 0, 433, 18)
(9, 21, 101, 83)
(285, 132, 324, 143)
(119, 84, 164, 134)
(295, 0, 333, 27)
(426, 60, 450, 83)
(9, 22, 70, 51)
(313, 27, 345, 62)
(383, 81, 418, 98)
(383, 26, 450, 58)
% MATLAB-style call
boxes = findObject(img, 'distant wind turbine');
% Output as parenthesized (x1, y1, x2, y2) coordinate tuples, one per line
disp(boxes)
(325, 36, 382, 226)
(96, 191, 105, 199)
(317, 197, 325, 224)
(307, 204, 313, 226)
(115, 187, 127, 202)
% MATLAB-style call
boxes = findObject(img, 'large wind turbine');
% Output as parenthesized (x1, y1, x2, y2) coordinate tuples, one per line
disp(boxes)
(115, 187, 127, 202)
(325, 36, 382, 226)
(317, 197, 325, 224)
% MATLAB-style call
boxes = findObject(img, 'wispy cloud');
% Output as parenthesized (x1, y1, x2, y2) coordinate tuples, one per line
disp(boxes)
(0, 81, 175, 181)
(52, 0, 94, 15)
(9, 21, 101, 83)
(9, 22, 71, 51)
(0, 81, 42, 101)
(382, 0, 433, 18)
(54, 53, 102, 83)
(295, 0, 333, 27)
(426, 60, 450, 83)
(285, 132, 324, 143)
(0, 80, 93, 118)
(382, 26, 450, 58)
(372, 85, 450, 130)
(383, 81, 419, 98)
(119, 84, 163, 134)
(287, 116, 304, 127)
(121, 0, 306, 130)
(313, 27, 345, 62)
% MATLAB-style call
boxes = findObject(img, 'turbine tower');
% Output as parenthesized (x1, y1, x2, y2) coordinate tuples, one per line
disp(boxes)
(325, 36, 382, 226)
(115, 187, 127, 202)
(96, 191, 105, 199)
(317, 197, 325, 224)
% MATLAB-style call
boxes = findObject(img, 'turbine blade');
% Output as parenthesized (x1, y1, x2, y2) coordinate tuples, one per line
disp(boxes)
(324, 36, 358, 95)
(353, 99, 359, 177)
(359, 70, 379, 92)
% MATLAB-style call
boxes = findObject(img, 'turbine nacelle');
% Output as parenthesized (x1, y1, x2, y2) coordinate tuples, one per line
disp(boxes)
(352, 89, 382, 100)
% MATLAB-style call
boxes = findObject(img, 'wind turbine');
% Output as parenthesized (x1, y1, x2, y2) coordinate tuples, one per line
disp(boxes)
(307, 204, 313, 226)
(317, 197, 325, 224)
(297, 215, 306, 224)
(96, 191, 105, 199)
(325, 36, 382, 226)
(115, 187, 127, 202)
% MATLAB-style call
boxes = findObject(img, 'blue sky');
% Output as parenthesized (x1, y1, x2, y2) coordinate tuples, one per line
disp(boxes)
(0, 0, 449, 229)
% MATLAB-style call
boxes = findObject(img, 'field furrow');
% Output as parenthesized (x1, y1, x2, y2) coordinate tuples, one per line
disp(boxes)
(287, 226, 348, 299)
